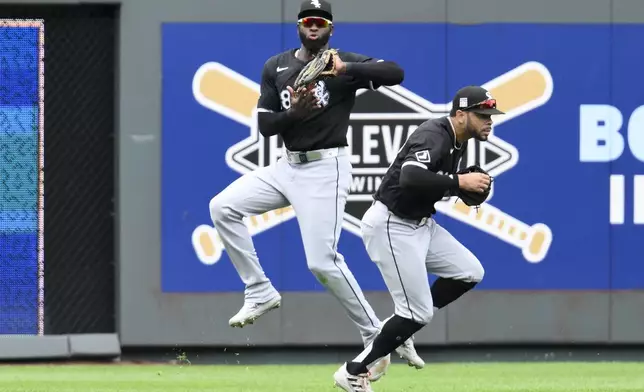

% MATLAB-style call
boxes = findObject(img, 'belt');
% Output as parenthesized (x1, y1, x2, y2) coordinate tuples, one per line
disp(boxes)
(412, 216, 430, 226)
(373, 200, 431, 226)
(397, 214, 430, 226)
(285, 147, 342, 164)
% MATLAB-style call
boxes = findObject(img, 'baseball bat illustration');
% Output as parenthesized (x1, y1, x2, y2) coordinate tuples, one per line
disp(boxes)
(192, 206, 295, 266)
(482, 61, 553, 125)
(437, 199, 552, 263)
(192, 61, 554, 264)
(193, 62, 260, 127)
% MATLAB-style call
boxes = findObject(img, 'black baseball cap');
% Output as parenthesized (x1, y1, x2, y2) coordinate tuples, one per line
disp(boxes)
(451, 85, 505, 115)
(298, 0, 333, 21)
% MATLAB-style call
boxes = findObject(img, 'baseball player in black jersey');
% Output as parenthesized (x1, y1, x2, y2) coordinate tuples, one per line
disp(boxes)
(208, 0, 423, 380)
(333, 86, 505, 391)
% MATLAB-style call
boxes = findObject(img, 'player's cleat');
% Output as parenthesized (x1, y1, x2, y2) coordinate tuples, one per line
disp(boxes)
(334, 363, 374, 392)
(395, 336, 425, 369)
(381, 315, 425, 369)
(367, 354, 390, 382)
(228, 295, 281, 328)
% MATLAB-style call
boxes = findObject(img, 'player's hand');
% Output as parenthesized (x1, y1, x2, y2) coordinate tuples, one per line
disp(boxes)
(287, 85, 321, 116)
(458, 172, 491, 193)
(331, 54, 346, 75)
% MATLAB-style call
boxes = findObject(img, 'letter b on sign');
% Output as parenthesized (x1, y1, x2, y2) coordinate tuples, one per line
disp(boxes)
(580, 104, 644, 162)
(579, 105, 624, 162)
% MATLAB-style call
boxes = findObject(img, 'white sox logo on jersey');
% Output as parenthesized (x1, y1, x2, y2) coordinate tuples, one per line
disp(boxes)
(280, 81, 330, 110)
(191, 61, 554, 266)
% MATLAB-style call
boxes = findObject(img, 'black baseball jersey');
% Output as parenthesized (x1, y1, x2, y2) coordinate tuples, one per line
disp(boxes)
(257, 49, 380, 152)
(374, 116, 467, 220)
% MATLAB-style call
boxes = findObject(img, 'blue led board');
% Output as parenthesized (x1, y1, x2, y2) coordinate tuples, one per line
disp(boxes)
(0, 20, 45, 335)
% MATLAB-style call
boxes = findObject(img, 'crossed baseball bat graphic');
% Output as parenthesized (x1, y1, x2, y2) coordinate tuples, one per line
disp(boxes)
(192, 61, 553, 264)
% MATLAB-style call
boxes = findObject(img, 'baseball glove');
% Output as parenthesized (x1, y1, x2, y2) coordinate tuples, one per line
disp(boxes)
(455, 165, 493, 207)
(293, 48, 339, 89)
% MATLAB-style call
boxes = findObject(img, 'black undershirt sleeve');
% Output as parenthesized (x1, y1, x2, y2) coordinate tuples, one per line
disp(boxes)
(344, 61, 404, 87)
(396, 126, 460, 195)
(257, 110, 299, 137)
(256, 56, 300, 137)
(400, 164, 460, 195)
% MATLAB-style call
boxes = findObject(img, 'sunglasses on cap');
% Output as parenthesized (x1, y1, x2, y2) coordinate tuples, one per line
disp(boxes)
(463, 98, 497, 111)
(298, 17, 332, 28)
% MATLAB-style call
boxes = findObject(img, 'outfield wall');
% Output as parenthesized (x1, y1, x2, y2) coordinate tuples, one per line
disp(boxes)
(0, 0, 643, 359)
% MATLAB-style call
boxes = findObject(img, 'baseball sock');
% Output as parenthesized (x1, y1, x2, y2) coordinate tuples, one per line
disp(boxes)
(431, 277, 478, 309)
(345, 315, 424, 375)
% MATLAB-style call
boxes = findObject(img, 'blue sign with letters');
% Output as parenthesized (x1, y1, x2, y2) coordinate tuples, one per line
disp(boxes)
(161, 22, 644, 293)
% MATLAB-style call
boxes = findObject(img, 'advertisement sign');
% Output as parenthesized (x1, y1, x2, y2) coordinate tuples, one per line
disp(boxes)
(161, 23, 644, 292)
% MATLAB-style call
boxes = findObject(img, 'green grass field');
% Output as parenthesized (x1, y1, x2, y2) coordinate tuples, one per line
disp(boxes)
(1, 362, 643, 392)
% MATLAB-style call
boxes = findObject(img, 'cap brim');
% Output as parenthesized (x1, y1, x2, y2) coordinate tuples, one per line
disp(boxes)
(469, 107, 505, 115)
(298, 10, 333, 20)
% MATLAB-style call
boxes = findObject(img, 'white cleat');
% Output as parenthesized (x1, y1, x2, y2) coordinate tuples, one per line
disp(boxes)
(395, 336, 425, 369)
(367, 354, 390, 382)
(334, 363, 374, 392)
(228, 295, 281, 328)
(380, 315, 426, 369)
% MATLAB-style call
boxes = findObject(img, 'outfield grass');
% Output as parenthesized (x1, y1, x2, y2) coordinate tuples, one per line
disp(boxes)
(1, 362, 643, 391)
